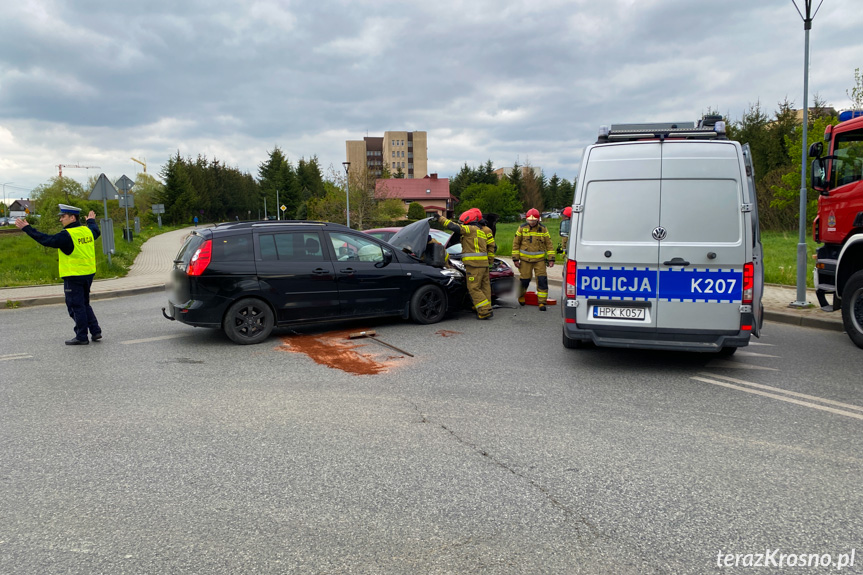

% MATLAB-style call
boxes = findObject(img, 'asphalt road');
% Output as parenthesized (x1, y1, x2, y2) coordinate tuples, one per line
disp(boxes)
(1, 293, 861, 574)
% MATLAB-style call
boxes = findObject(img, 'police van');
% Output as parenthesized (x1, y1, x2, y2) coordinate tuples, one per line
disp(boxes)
(561, 116, 764, 354)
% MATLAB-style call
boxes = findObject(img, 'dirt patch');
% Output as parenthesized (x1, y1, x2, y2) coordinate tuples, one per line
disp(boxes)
(277, 329, 405, 375)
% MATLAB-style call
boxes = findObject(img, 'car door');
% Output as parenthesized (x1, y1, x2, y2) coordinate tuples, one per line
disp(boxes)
(575, 143, 661, 330)
(255, 230, 340, 322)
(656, 142, 746, 331)
(325, 230, 408, 316)
(742, 143, 764, 336)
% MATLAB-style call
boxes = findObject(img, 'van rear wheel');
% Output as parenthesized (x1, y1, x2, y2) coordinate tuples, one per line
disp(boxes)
(563, 329, 587, 349)
(224, 298, 274, 344)
(717, 346, 737, 357)
(841, 270, 863, 349)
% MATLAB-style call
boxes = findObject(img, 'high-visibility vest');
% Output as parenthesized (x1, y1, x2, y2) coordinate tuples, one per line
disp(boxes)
(59, 226, 96, 277)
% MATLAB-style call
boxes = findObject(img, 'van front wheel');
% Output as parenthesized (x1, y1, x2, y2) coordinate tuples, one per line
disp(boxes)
(841, 270, 863, 349)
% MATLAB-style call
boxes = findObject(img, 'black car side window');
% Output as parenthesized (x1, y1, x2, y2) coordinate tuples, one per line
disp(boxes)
(260, 232, 326, 262)
(213, 234, 254, 261)
(328, 232, 385, 263)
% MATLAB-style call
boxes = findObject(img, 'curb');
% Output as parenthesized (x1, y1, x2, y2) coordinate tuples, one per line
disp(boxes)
(3, 284, 165, 309)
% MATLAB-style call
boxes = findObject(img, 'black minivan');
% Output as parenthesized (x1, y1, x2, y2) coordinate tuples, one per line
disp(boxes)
(163, 220, 464, 344)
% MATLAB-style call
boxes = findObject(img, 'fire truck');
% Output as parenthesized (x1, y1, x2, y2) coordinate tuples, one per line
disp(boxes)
(809, 110, 863, 348)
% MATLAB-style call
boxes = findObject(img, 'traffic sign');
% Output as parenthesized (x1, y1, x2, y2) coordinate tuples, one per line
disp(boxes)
(280, 205, 287, 212)
(88, 173, 119, 201)
(115, 175, 135, 192)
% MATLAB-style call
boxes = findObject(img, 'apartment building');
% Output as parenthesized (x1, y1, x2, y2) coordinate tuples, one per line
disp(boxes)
(346, 131, 428, 180)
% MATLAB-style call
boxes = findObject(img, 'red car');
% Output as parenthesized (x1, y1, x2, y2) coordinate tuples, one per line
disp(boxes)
(363, 223, 515, 301)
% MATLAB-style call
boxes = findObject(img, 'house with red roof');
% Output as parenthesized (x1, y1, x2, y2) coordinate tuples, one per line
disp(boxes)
(374, 174, 456, 217)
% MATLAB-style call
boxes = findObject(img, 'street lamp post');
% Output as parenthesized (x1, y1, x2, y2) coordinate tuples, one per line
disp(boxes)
(1, 182, 11, 218)
(342, 162, 351, 228)
(790, 0, 822, 308)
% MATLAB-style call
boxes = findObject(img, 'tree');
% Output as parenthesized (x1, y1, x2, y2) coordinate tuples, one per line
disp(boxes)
(407, 202, 426, 220)
(394, 166, 406, 179)
(847, 67, 863, 110)
(520, 162, 543, 212)
(770, 114, 839, 225)
(457, 179, 522, 218)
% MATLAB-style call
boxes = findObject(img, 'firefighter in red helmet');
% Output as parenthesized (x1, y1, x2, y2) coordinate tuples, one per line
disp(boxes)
(437, 208, 496, 319)
(512, 208, 555, 310)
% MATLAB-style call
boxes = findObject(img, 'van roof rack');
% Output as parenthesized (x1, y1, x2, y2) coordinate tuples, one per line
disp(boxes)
(597, 115, 727, 143)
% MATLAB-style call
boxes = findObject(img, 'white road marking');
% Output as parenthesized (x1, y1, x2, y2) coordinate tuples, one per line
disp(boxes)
(0, 353, 33, 361)
(748, 341, 775, 346)
(120, 334, 192, 345)
(700, 373, 863, 413)
(733, 350, 781, 358)
(704, 359, 779, 371)
(692, 374, 863, 421)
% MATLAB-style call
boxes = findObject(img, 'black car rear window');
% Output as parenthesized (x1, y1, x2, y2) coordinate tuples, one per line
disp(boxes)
(175, 234, 205, 265)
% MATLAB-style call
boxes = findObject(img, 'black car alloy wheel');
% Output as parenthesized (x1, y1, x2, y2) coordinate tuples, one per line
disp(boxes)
(410, 284, 447, 325)
(224, 298, 275, 344)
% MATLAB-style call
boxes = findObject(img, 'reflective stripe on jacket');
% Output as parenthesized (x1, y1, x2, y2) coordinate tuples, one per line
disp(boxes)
(440, 217, 494, 267)
(59, 226, 96, 277)
(512, 222, 554, 262)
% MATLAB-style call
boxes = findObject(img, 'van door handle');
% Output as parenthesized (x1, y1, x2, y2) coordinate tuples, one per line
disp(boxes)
(663, 257, 690, 266)
(313, 268, 330, 275)
(339, 268, 356, 274)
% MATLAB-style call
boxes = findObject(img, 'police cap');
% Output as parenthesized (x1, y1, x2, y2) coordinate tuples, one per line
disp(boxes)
(57, 204, 82, 216)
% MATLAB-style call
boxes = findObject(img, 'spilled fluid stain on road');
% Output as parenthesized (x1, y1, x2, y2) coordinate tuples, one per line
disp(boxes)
(278, 329, 407, 375)
(435, 329, 462, 338)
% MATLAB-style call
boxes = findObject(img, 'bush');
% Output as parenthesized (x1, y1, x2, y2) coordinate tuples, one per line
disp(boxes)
(407, 202, 426, 220)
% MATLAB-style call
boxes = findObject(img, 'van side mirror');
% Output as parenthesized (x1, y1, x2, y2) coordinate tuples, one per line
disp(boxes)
(559, 220, 571, 236)
(811, 158, 828, 195)
(808, 141, 823, 158)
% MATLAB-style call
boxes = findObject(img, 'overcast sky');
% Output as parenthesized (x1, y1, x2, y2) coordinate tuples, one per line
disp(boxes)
(1, 0, 861, 202)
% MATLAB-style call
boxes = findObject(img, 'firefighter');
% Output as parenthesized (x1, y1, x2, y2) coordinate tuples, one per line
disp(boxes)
(437, 209, 495, 319)
(15, 204, 103, 344)
(512, 208, 555, 310)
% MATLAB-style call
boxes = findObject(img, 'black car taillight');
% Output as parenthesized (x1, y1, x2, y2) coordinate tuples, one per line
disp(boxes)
(187, 240, 212, 276)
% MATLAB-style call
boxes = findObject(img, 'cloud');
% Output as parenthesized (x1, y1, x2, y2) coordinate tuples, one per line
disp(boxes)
(0, 0, 861, 198)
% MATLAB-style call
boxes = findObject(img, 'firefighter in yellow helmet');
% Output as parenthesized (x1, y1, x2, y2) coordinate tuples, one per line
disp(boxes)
(437, 208, 495, 319)
(512, 208, 555, 310)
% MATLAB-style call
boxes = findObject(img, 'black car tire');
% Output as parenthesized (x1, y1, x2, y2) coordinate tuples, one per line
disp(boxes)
(223, 298, 275, 345)
(410, 284, 447, 325)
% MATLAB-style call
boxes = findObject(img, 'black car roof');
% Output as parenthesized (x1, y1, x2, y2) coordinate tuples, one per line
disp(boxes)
(207, 220, 354, 234)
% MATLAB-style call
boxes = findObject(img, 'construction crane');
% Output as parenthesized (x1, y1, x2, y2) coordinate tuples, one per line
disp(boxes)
(57, 163, 100, 178)
(131, 157, 147, 173)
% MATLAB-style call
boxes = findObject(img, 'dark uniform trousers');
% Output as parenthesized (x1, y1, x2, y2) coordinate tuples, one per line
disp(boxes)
(64, 274, 101, 341)
(518, 259, 549, 304)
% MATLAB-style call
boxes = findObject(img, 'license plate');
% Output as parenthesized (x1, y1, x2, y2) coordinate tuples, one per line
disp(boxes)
(593, 306, 646, 320)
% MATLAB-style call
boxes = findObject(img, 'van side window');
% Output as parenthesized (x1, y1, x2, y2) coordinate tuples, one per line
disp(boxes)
(259, 232, 325, 262)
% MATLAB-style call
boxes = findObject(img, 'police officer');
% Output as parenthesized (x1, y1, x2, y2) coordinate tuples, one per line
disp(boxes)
(437, 209, 495, 319)
(15, 204, 103, 345)
(512, 208, 555, 310)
